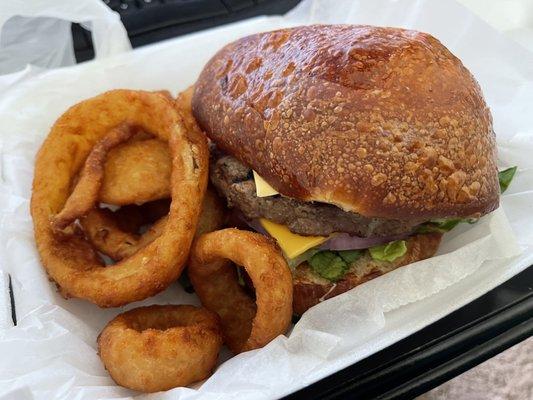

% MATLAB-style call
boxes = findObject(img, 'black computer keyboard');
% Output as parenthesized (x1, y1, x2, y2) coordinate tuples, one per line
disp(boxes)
(72, 0, 301, 62)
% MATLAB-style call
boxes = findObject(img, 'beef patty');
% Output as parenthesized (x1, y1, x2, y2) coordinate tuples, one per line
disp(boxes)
(210, 154, 421, 237)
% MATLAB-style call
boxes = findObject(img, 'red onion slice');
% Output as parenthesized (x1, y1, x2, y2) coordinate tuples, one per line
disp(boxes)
(318, 232, 410, 251)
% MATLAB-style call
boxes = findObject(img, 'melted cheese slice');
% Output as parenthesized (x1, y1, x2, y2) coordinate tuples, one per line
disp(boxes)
(259, 218, 329, 259)
(253, 170, 279, 197)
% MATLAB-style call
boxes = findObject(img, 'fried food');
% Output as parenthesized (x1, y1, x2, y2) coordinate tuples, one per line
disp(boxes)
(98, 86, 199, 206)
(82, 188, 226, 261)
(51, 123, 137, 232)
(188, 229, 293, 353)
(98, 305, 222, 392)
(31, 89, 208, 307)
(111, 199, 170, 233)
(194, 187, 227, 237)
(100, 138, 171, 205)
(175, 86, 197, 131)
(80, 208, 166, 261)
(81, 208, 138, 261)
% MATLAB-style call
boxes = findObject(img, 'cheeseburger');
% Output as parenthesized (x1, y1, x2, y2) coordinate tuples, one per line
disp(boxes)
(192, 25, 507, 315)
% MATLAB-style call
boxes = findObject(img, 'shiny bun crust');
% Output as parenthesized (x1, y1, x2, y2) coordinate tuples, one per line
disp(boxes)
(193, 25, 499, 220)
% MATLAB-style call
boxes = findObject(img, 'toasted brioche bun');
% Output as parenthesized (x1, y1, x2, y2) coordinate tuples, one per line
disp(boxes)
(292, 232, 442, 315)
(193, 25, 499, 220)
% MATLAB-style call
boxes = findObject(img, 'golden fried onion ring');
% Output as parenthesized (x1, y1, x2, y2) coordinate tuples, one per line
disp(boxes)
(98, 86, 198, 206)
(51, 122, 137, 232)
(82, 188, 225, 261)
(31, 89, 208, 307)
(188, 229, 293, 353)
(100, 138, 171, 205)
(98, 305, 222, 392)
(80, 208, 167, 261)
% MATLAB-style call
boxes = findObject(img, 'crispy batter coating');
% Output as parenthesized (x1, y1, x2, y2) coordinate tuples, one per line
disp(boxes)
(188, 229, 293, 353)
(100, 138, 171, 205)
(31, 90, 208, 307)
(98, 305, 222, 392)
(82, 187, 226, 261)
(98, 86, 203, 206)
(51, 123, 137, 231)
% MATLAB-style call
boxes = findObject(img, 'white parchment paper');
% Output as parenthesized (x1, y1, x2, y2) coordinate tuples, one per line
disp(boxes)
(1, 0, 532, 399)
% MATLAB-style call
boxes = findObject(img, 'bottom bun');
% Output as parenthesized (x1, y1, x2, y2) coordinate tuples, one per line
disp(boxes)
(293, 233, 443, 315)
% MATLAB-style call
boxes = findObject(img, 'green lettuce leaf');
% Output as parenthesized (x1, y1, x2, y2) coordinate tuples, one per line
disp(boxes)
(369, 240, 407, 262)
(308, 251, 348, 282)
(287, 248, 321, 269)
(417, 217, 478, 234)
(499, 166, 517, 193)
(417, 218, 462, 233)
(338, 249, 362, 264)
(292, 248, 363, 282)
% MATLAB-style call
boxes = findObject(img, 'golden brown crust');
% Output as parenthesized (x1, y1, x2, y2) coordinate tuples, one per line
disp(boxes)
(193, 25, 499, 220)
(188, 228, 293, 353)
(292, 232, 442, 315)
(30, 90, 209, 307)
(97, 305, 222, 392)
(100, 138, 171, 205)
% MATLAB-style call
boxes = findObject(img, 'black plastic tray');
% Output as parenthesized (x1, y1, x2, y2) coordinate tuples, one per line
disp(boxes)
(284, 266, 533, 399)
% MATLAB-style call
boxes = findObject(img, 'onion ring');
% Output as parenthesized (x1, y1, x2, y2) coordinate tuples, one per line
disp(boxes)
(100, 138, 171, 205)
(80, 208, 167, 261)
(188, 228, 293, 353)
(51, 122, 137, 232)
(175, 86, 197, 132)
(31, 89, 208, 307)
(98, 305, 222, 392)
(82, 187, 225, 261)
(98, 86, 200, 206)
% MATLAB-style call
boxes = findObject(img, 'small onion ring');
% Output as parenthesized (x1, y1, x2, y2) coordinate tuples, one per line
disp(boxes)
(98, 305, 222, 392)
(188, 228, 293, 353)
(51, 122, 137, 232)
(81, 187, 225, 261)
(31, 89, 208, 307)
(80, 208, 167, 261)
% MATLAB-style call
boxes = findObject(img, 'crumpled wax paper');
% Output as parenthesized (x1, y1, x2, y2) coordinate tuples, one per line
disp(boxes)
(1, 0, 532, 399)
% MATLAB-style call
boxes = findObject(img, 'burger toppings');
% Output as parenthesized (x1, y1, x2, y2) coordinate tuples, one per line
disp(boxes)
(368, 240, 408, 262)
(210, 153, 421, 238)
(208, 159, 519, 284)
(289, 241, 408, 282)
(259, 218, 328, 259)
(308, 250, 362, 282)
(253, 170, 279, 197)
(498, 166, 517, 193)
(211, 147, 518, 283)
